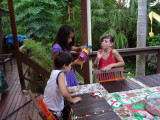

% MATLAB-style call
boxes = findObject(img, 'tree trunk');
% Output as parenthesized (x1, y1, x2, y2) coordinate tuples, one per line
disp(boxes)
(136, 0, 147, 76)
(0, 17, 5, 54)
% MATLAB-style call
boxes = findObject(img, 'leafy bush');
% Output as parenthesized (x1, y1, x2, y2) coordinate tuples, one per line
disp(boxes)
(148, 34, 160, 46)
(22, 39, 52, 93)
(22, 39, 52, 71)
(15, 0, 61, 42)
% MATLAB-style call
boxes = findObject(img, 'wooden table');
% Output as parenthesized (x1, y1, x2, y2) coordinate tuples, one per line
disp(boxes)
(71, 93, 121, 120)
(100, 79, 143, 93)
(70, 74, 160, 120)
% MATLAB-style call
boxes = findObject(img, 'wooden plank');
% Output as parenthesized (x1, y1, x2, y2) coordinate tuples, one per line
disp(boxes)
(135, 74, 160, 87)
(156, 50, 160, 73)
(20, 52, 50, 79)
(8, 0, 25, 90)
(21, 94, 31, 120)
(101, 79, 143, 93)
(80, 0, 90, 84)
(0, 78, 19, 118)
(71, 93, 121, 120)
(15, 94, 28, 120)
(5, 86, 21, 119)
(72, 46, 160, 58)
(10, 93, 23, 120)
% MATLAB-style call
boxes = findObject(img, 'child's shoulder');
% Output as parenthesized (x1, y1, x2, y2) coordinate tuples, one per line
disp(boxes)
(112, 49, 119, 55)
(53, 43, 61, 48)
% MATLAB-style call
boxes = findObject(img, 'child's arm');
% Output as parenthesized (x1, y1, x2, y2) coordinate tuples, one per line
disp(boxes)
(71, 46, 83, 52)
(94, 49, 103, 68)
(67, 89, 76, 94)
(71, 59, 84, 66)
(58, 72, 82, 104)
(101, 49, 125, 71)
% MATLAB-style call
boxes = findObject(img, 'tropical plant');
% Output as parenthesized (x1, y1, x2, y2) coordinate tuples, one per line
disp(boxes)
(148, 33, 160, 46)
(15, 0, 62, 43)
(0, 1, 9, 53)
(91, 0, 140, 50)
(22, 39, 52, 93)
(22, 39, 52, 71)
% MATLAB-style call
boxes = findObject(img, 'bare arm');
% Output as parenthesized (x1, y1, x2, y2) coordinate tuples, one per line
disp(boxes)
(71, 46, 83, 52)
(71, 46, 85, 66)
(58, 73, 82, 104)
(93, 49, 103, 68)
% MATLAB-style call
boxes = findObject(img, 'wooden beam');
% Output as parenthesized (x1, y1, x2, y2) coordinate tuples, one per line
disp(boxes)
(157, 50, 160, 73)
(80, 0, 90, 84)
(19, 52, 50, 79)
(8, 0, 25, 90)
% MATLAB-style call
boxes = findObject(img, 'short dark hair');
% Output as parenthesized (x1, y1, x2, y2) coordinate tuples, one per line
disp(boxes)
(54, 52, 73, 69)
(53, 24, 75, 51)
(101, 34, 114, 43)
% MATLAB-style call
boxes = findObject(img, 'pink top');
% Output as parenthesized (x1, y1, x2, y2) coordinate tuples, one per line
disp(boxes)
(98, 49, 116, 70)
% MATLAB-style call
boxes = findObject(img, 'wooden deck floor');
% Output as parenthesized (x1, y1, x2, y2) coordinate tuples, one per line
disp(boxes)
(0, 58, 43, 120)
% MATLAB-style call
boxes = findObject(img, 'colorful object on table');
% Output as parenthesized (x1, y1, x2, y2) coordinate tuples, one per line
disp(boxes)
(90, 92, 102, 98)
(68, 83, 108, 96)
(145, 93, 160, 116)
(106, 86, 160, 120)
(37, 99, 56, 120)
(93, 67, 125, 83)
(70, 109, 108, 120)
(78, 43, 91, 69)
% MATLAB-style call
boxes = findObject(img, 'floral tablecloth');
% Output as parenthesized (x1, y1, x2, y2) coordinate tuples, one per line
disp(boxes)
(69, 83, 160, 120)
(69, 83, 108, 96)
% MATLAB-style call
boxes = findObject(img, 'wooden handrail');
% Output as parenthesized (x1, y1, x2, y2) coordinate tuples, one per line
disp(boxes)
(72, 46, 160, 58)
(18, 46, 160, 85)
(72, 46, 160, 84)
(19, 52, 50, 79)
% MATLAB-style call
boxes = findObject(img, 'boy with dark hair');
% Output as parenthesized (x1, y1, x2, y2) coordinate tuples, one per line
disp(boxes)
(44, 52, 82, 120)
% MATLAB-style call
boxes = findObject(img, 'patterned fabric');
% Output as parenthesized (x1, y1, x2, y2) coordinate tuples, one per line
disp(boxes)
(98, 49, 116, 70)
(105, 87, 160, 120)
(69, 83, 108, 96)
(69, 83, 160, 120)
(37, 99, 56, 120)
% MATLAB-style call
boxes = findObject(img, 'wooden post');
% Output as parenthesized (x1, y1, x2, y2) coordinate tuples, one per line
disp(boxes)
(8, 0, 25, 90)
(80, 0, 90, 84)
(157, 50, 160, 73)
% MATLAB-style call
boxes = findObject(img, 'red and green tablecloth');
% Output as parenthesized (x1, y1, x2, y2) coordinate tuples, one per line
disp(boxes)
(69, 83, 160, 120)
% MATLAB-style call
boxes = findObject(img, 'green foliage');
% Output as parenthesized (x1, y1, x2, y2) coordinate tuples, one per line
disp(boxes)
(124, 56, 136, 78)
(67, 1, 82, 46)
(148, 34, 160, 46)
(15, 0, 61, 42)
(91, 0, 139, 50)
(22, 39, 52, 72)
(100, 28, 128, 48)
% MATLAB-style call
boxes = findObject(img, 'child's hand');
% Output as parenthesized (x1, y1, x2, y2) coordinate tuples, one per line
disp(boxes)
(72, 97, 82, 104)
(102, 64, 112, 71)
(74, 59, 85, 65)
(68, 89, 76, 94)
(97, 49, 103, 59)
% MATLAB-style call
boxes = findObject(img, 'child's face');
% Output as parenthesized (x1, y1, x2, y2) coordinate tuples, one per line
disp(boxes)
(101, 38, 113, 49)
(67, 32, 74, 44)
(64, 63, 72, 73)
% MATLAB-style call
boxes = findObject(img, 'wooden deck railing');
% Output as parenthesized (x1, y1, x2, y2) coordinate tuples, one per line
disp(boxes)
(72, 46, 160, 83)
(18, 46, 160, 89)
